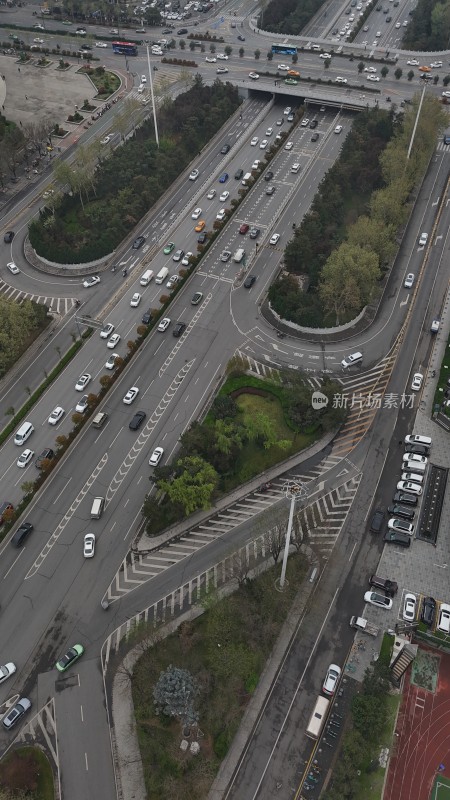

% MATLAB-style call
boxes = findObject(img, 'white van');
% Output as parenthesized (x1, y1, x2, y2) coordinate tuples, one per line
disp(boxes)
(155, 266, 169, 284)
(241, 172, 252, 186)
(404, 434, 432, 447)
(402, 460, 426, 473)
(401, 472, 424, 484)
(90, 497, 105, 519)
(14, 421, 34, 446)
(233, 248, 245, 263)
(140, 269, 154, 286)
(437, 603, 450, 633)
(341, 352, 362, 368)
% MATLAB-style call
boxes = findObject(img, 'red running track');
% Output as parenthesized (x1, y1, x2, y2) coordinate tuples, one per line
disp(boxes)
(384, 649, 450, 800)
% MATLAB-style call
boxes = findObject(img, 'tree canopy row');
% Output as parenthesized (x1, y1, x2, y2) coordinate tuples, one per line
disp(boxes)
(29, 78, 240, 264)
(268, 98, 445, 329)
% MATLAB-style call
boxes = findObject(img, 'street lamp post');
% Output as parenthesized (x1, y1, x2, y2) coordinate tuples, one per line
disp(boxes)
(145, 41, 159, 147)
(279, 482, 307, 590)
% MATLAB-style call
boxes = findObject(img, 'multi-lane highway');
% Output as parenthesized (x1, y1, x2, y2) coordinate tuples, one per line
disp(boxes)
(0, 0, 450, 797)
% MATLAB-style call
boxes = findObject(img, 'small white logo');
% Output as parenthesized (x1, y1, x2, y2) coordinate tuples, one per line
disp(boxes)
(312, 391, 329, 410)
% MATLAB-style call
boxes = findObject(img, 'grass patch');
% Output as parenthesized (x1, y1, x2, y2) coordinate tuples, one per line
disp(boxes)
(0, 746, 54, 798)
(132, 553, 308, 800)
(353, 693, 401, 800)
(433, 332, 450, 415)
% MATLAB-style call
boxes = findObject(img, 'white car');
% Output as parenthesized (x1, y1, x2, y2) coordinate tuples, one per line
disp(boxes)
(217, 53, 228, 60)
(259, 139, 268, 149)
(220, 250, 231, 262)
(364, 66, 377, 73)
(123, 386, 139, 404)
(277, 64, 289, 71)
(83, 533, 96, 558)
(443, 92, 450, 98)
(284, 141, 294, 151)
(100, 323, 115, 339)
(250, 136, 259, 146)
(189, 169, 199, 181)
(158, 317, 171, 332)
(269, 233, 280, 245)
(367, 75, 380, 82)
(105, 353, 120, 370)
(219, 190, 230, 202)
(216, 67, 229, 74)
(402, 453, 428, 465)
(334, 125, 343, 134)
(96, 42, 108, 47)
(335, 77, 348, 83)
(107, 332, 121, 349)
(101, 135, 113, 145)
(141, 74, 147, 82)
(320, 53, 332, 59)
(301, 118, 310, 127)
(404, 273, 414, 288)
(206, 189, 216, 200)
(216, 208, 226, 221)
(166, 275, 179, 289)
(181, 252, 193, 266)
(375, 30, 381, 37)
(419, 232, 428, 246)
(251, 160, 261, 170)
(403, 593, 417, 621)
(430, 61, 443, 68)
(403, 20, 408, 26)
(364, 591, 393, 610)
(388, 518, 414, 535)
(395, 21, 401, 28)
(149, 446, 164, 466)
(75, 373, 91, 391)
(407, 59, 419, 65)
(75, 394, 89, 413)
(322, 664, 341, 695)
(7, 262, 19, 274)
(205, 56, 216, 62)
(130, 292, 141, 307)
(17, 449, 34, 469)
(397, 480, 422, 495)
(284, 106, 292, 115)
(265, 127, 273, 137)
(82, 276, 100, 288)
(48, 406, 65, 425)
(249, 72, 259, 80)
(411, 373, 423, 392)
(191, 207, 202, 219)
(0, 663, 16, 684)
(33, 37, 44, 43)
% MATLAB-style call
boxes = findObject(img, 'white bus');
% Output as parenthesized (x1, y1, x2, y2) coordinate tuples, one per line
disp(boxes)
(306, 696, 330, 739)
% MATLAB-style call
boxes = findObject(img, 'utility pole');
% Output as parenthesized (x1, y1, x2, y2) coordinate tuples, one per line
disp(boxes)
(278, 482, 307, 590)
(145, 41, 159, 147)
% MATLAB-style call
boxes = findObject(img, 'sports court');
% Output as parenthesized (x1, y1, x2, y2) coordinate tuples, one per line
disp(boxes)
(384, 646, 450, 800)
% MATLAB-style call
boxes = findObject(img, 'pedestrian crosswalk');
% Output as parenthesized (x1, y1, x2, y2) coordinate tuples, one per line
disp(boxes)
(0, 280, 77, 315)
(101, 474, 361, 666)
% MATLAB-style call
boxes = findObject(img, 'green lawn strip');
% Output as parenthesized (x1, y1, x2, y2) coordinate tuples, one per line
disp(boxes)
(433, 330, 450, 414)
(353, 693, 401, 800)
(132, 554, 307, 800)
(0, 746, 54, 799)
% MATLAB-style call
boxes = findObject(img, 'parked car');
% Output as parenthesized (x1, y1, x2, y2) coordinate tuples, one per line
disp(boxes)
(393, 490, 418, 506)
(370, 509, 385, 533)
(384, 530, 411, 547)
(421, 596, 436, 627)
(403, 593, 417, 621)
(388, 518, 414, 535)
(322, 664, 341, 695)
(369, 575, 398, 595)
(387, 504, 415, 521)
(364, 591, 393, 609)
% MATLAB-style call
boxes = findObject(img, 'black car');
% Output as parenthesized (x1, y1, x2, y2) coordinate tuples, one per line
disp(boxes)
(12, 522, 33, 548)
(173, 322, 186, 337)
(238, 34, 245, 41)
(370, 509, 385, 533)
(235, 168, 244, 180)
(369, 574, 398, 596)
(3, 231, 14, 243)
(80, 43, 92, 50)
(311, 132, 319, 142)
(129, 411, 146, 431)
(386, 15, 392, 21)
(244, 275, 256, 288)
(264, 171, 274, 182)
(249, 227, 260, 239)
(404, 443, 430, 457)
(421, 596, 436, 627)
(387, 504, 415, 521)
(384, 530, 411, 547)
(177, 28, 188, 34)
(393, 491, 418, 506)
(35, 448, 55, 469)
(220, 143, 230, 155)
(310, 119, 318, 129)
(132, 236, 145, 249)
(141, 310, 152, 324)
(197, 232, 207, 244)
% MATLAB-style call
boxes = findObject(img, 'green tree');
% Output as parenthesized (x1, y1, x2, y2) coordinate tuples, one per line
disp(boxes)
(319, 243, 380, 324)
(210, 43, 216, 53)
(348, 214, 397, 266)
(239, 47, 244, 57)
(179, 39, 186, 49)
(241, 411, 288, 450)
(254, 49, 261, 59)
(380, 65, 389, 78)
(407, 69, 415, 81)
(443, 74, 450, 86)
(357, 60, 365, 73)
(267, 50, 273, 60)
(394, 67, 402, 79)
(224, 45, 232, 56)
(157, 455, 218, 515)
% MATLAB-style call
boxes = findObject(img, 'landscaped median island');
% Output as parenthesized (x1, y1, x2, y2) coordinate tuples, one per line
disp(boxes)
(131, 553, 308, 800)
(28, 79, 240, 264)
(268, 99, 445, 330)
(142, 370, 345, 535)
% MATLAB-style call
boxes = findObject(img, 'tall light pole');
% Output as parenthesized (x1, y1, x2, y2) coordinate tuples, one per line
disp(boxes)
(278, 481, 307, 590)
(145, 41, 159, 147)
